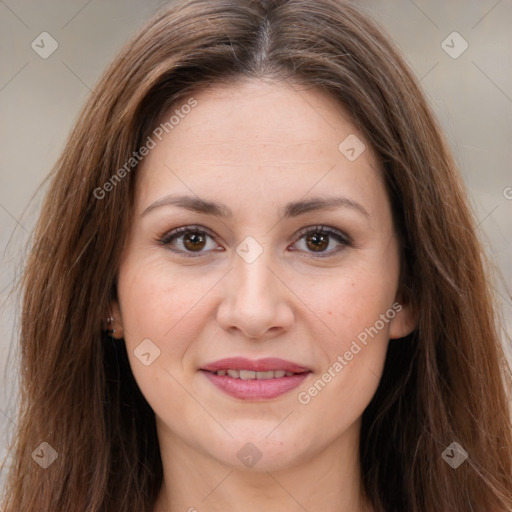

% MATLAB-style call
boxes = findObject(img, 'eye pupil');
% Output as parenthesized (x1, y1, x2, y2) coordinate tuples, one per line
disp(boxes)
(306, 232, 329, 252)
(183, 232, 206, 251)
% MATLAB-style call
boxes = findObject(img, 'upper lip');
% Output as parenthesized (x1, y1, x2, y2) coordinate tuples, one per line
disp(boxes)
(201, 357, 310, 373)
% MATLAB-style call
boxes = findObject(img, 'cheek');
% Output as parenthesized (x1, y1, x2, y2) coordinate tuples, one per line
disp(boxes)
(116, 258, 217, 416)
(116, 257, 218, 389)
(306, 263, 398, 348)
(298, 261, 398, 402)
(294, 276, 394, 428)
(118, 255, 217, 340)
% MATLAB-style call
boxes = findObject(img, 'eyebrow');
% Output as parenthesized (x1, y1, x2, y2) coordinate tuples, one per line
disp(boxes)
(141, 194, 369, 219)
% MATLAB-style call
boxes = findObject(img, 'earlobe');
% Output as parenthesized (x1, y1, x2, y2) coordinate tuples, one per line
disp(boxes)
(105, 300, 125, 339)
(389, 302, 416, 339)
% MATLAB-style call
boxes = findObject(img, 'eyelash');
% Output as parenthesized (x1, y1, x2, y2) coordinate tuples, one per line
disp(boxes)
(158, 225, 352, 258)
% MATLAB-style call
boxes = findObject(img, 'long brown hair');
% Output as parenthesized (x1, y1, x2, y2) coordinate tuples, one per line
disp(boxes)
(2, 1, 511, 510)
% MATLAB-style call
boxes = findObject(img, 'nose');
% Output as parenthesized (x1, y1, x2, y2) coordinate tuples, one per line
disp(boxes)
(216, 249, 295, 340)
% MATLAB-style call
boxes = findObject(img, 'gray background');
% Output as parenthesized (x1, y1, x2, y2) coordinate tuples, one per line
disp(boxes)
(1, 0, 511, 489)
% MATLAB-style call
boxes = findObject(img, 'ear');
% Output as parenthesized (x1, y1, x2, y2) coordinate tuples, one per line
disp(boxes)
(105, 298, 125, 339)
(388, 301, 416, 339)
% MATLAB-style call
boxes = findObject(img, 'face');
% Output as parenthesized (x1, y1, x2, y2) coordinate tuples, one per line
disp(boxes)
(111, 79, 414, 472)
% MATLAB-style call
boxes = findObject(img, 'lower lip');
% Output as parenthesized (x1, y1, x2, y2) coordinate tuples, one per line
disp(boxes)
(201, 370, 310, 400)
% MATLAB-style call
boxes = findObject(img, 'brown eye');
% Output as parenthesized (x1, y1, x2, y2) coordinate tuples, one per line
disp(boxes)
(182, 232, 207, 251)
(305, 232, 329, 252)
(159, 226, 220, 257)
(292, 226, 351, 257)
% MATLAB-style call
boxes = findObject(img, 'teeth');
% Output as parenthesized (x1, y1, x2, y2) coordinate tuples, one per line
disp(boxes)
(214, 369, 297, 379)
(256, 371, 274, 380)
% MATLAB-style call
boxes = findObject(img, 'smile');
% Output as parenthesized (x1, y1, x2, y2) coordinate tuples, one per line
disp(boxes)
(212, 369, 296, 379)
(200, 357, 311, 400)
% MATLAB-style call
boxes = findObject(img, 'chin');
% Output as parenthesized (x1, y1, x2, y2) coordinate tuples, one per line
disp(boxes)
(214, 434, 309, 472)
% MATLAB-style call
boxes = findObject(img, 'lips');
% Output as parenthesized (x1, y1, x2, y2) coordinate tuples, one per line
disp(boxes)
(201, 357, 310, 373)
(200, 357, 311, 400)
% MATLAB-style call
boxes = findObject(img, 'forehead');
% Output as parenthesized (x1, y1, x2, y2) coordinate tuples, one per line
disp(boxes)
(135, 79, 386, 221)
(153, 80, 361, 158)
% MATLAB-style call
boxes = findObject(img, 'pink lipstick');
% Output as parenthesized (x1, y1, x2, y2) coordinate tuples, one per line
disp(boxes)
(201, 357, 311, 400)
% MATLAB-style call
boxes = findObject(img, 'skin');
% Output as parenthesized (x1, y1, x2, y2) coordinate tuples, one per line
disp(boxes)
(110, 79, 415, 512)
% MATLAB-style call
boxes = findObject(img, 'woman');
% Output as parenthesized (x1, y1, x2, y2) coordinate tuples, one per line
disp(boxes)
(2, 0, 511, 510)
